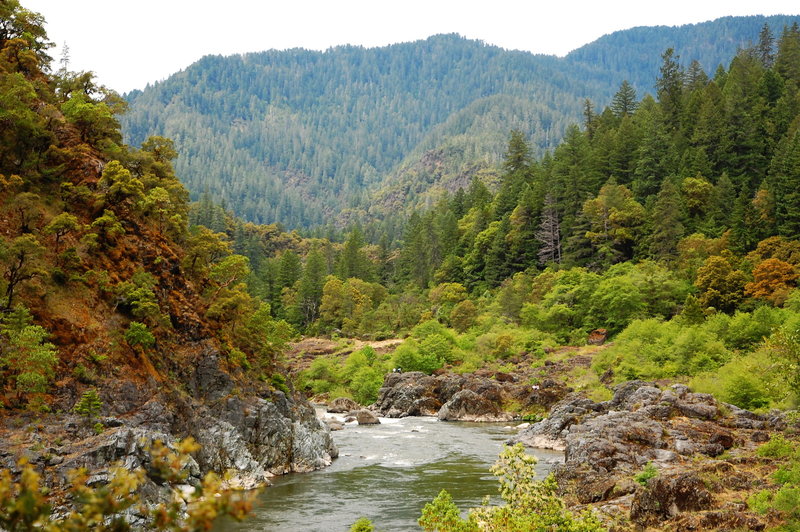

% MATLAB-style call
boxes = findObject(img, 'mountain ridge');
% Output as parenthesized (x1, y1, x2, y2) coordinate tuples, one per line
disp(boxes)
(121, 15, 799, 229)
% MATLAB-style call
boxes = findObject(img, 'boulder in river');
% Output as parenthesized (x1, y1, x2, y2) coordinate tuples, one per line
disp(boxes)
(438, 390, 513, 422)
(356, 409, 381, 425)
(373, 370, 568, 418)
(327, 397, 361, 413)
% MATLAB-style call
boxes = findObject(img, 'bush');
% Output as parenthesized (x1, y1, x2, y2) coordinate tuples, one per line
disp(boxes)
(0, 438, 254, 530)
(749, 435, 800, 527)
(692, 346, 790, 411)
(392, 340, 443, 374)
(418, 444, 604, 531)
(593, 318, 732, 381)
(349, 517, 375, 532)
(634, 462, 659, 486)
(74, 388, 103, 419)
(124, 322, 155, 350)
(270, 374, 290, 395)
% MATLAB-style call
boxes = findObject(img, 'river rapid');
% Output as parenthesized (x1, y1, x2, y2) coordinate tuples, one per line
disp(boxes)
(215, 410, 562, 531)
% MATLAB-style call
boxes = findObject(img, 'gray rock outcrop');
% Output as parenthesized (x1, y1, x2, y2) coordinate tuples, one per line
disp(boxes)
(327, 397, 361, 413)
(373, 370, 568, 419)
(438, 390, 513, 422)
(1, 345, 339, 508)
(510, 380, 785, 528)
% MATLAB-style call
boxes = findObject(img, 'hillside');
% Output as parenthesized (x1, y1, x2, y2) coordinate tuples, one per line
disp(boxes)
(0, 1, 334, 525)
(122, 15, 798, 229)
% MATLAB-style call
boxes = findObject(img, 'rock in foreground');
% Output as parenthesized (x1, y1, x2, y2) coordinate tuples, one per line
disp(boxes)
(511, 380, 786, 528)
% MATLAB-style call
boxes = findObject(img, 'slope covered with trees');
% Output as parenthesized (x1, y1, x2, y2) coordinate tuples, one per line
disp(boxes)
(122, 16, 798, 229)
(0, 2, 335, 528)
(182, 22, 800, 420)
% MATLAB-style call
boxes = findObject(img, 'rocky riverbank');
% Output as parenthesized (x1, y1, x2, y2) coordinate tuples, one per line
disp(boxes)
(0, 347, 337, 511)
(372, 370, 569, 421)
(511, 380, 791, 529)
(323, 367, 796, 530)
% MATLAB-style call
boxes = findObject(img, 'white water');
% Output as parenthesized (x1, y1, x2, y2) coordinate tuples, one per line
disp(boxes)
(215, 413, 562, 531)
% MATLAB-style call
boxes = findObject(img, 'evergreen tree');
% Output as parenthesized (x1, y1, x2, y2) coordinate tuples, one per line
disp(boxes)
(775, 22, 800, 85)
(611, 80, 638, 118)
(656, 48, 685, 131)
(757, 23, 776, 68)
(277, 250, 302, 291)
(296, 248, 327, 326)
(648, 178, 685, 263)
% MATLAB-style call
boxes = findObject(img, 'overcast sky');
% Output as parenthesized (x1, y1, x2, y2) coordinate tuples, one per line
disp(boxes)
(23, 0, 800, 94)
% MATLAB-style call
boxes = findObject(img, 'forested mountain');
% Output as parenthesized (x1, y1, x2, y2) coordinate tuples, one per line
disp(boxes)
(122, 15, 797, 229)
(565, 15, 798, 88)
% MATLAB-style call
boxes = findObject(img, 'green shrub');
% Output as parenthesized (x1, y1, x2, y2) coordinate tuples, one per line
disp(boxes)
(270, 374, 290, 395)
(349, 517, 375, 532)
(593, 318, 732, 381)
(749, 435, 800, 527)
(691, 347, 788, 410)
(418, 444, 604, 531)
(115, 271, 160, 320)
(634, 462, 659, 485)
(757, 436, 798, 459)
(124, 322, 155, 349)
(392, 340, 442, 374)
(74, 388, 102, 419)
(349, 366, 383, 406)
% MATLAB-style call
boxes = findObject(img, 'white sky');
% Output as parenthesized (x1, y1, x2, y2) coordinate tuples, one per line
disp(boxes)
(22, 0, 800, 94)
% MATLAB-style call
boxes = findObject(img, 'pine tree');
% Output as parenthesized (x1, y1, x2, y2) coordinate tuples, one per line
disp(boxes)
(757, 23, 775, 68)
(648, 178, 685, 263)
(296, 248, 326, 326)
(277, 250, 302, 291)
(611, 80, 638, 118)
(656, 48, 685, 131)
(775, 22, 800, 85)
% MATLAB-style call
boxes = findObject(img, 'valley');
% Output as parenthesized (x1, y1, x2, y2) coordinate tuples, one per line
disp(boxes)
(1, 1, 800, 530)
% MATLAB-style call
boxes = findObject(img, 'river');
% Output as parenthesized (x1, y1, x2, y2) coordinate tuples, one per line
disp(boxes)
(215, 412, 562, 531)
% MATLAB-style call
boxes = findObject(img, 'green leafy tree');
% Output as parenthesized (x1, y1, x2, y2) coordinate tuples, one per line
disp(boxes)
(13, 192, 40, 234)
(43, 212, 79, 252)
(695, 254, 747, 313)
(210, 255, 250, 299)
(1, 324, 57, 398)
(98, 160, 144, 209)
(449, 300, 477, 333)
(0, 234, 45, 308)
(582, 181, 645, 265)
(182, 225, 231, 277)
(61, 93, 121, 145)
(89, 209, 125, 247)
(235, 303, 295, 369)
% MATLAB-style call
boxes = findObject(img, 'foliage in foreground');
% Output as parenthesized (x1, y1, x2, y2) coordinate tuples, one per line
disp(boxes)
(0, 438, 254, 531)
(418, 444, 605, 531)
(748, 434, 800, 529)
